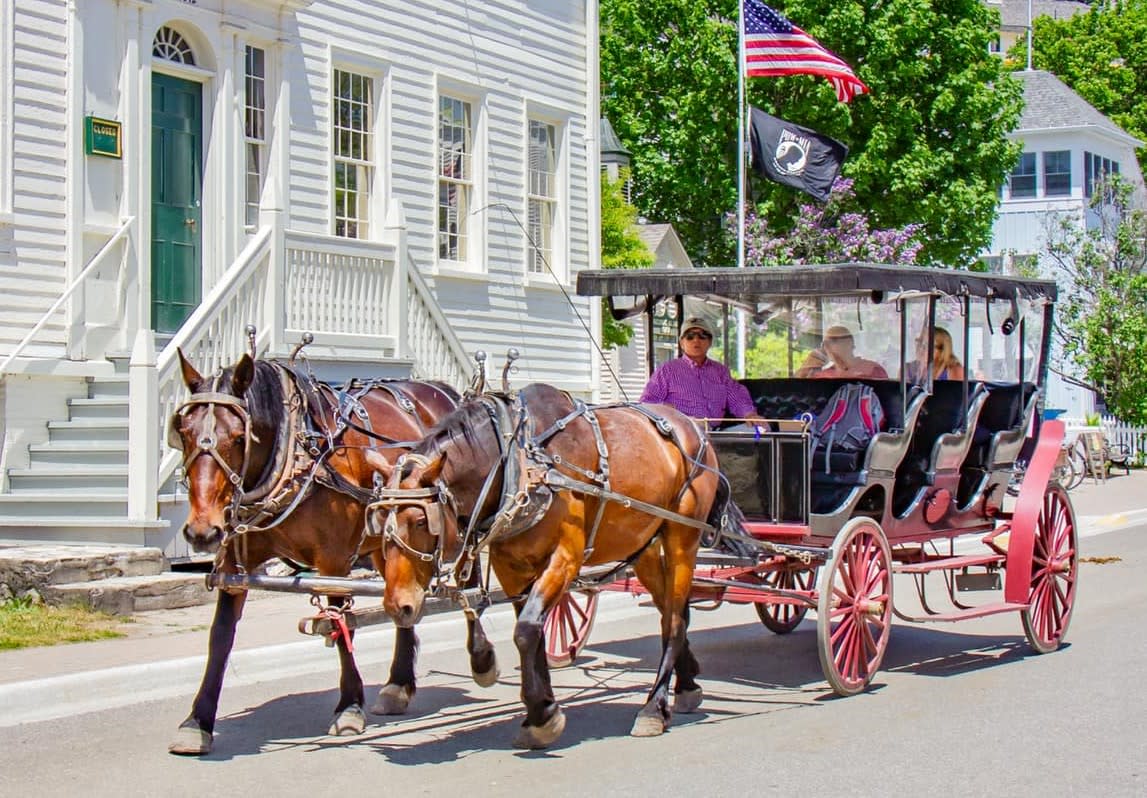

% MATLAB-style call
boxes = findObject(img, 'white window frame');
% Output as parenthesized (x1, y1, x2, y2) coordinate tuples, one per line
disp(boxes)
(244, 44, 268, 228)
(435, 82, 485, 273)
(526, 119, 558, 277)
(330, 62, 383, 239)
(524, 109, 568, 284)
(1042, 150, 1071, 197)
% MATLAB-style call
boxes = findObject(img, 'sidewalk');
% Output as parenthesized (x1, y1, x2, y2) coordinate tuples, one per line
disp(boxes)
(2, 468, 1145, 722)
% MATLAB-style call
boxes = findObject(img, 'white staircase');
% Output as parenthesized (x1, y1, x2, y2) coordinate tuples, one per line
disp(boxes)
(0, 359, 169, 548)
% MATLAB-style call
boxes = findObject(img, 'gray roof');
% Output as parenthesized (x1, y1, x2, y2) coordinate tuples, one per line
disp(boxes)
(599, 118, 631, 159)
(998, 0, 1090, 29)
(637, 223, 671, 252)
(1015, 70, 1142, 145)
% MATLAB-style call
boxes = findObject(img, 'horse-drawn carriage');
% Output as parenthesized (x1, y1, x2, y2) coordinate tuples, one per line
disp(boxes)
(165, 262, 1075, 754)
(564, 263, 1076, 695)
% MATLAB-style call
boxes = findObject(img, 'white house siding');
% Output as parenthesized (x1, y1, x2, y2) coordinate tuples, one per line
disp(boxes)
(290, 1, 597, 394)
(0, 0, 70, 358)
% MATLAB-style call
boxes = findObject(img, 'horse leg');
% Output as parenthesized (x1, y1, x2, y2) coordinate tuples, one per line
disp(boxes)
(467, 612, 499, 687)
(371, 625, 419, 715)
(327, 595, 367, 735)
(510, 577, 567, 749)
(629, 523, 699, 737)
(169, 589, 247, 755)
(671, 604, 703, 714)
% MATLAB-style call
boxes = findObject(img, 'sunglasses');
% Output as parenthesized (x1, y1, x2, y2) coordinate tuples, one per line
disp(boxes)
(682, 332, 712, 341)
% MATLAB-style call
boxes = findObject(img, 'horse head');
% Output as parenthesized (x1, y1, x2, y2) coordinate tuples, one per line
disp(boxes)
(169, 348, 279, 553)
(364, 453, 453, 626)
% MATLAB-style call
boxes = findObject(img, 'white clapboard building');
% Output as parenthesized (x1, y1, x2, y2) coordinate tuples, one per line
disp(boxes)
(0, 0, 600, 557)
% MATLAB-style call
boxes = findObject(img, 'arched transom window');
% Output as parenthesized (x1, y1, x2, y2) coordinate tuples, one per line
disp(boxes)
(153, 26, 196, 66)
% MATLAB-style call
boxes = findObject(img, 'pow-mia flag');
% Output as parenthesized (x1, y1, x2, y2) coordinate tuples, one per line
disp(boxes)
(749, 107, 848, 202)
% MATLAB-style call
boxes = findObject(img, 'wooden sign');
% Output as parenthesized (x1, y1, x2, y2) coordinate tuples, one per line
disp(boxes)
(84, 116, 122, 158)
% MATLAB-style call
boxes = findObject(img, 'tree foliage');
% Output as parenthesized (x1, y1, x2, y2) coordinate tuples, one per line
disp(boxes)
(1044, 177, 1147, 425)
(600, 169, 654, 350)
(600, 0, 1023, 268)
(1027, 0, 1147, 175)
(736, 178, 925, 265)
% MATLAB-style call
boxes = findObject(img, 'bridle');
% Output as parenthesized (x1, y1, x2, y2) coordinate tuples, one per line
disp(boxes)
(367, 453, 458, 569)
(167, 388, 257, 495)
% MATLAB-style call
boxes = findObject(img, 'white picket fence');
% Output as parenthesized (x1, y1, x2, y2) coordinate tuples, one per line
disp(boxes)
(1063, 415, 1147, 461)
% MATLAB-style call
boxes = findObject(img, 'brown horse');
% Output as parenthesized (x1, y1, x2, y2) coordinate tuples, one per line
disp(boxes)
(166, 350, 492, 755)
(368, 383, 721, 748)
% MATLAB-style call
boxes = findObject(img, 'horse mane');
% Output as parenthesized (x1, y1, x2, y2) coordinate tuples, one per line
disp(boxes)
(221, 359, 285, 431)
(409, 396, 497, 477)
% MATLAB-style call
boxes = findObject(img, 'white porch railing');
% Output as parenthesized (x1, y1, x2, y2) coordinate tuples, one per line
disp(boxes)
(130, 218, 469, 518)
(284, 231, 401, 354)
(0, 217, 135, 376)
(152, 227, 274, 486)
(406, 251, 472, 386)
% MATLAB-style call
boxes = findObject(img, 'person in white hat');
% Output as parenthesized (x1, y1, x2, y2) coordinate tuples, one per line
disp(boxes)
(796, 325, 888, 379)
(640, 316, 765, 428)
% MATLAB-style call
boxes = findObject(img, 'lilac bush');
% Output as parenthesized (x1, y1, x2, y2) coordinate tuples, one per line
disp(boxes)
(733, 179, 926, 266)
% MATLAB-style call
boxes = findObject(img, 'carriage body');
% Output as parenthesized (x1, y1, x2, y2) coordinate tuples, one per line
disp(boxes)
(574, 263, 1078, 694)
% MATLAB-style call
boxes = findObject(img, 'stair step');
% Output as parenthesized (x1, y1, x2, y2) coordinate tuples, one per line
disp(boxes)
(66, 397, 130, 421)
(46, 419, 129, 445)
(87, 375, 129, 399)
(27, 443, 129, 467)
(0, 544, 165, 595)
(0, 494, 130, 518)
(41, 573, 211, 615)
(7, 465, 128, 493)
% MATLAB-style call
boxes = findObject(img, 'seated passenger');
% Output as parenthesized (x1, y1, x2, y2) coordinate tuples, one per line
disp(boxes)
(905, 327, 966, 383)
(640, 316, 767, 429)
(796, 325, 889, 379)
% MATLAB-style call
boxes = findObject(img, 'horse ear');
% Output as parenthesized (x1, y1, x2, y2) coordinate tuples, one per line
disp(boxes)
(363, 449, 395, 481)
(418, 453, 445, 484)
(177, 348, 204, 391)
(231, 353, 256, 396)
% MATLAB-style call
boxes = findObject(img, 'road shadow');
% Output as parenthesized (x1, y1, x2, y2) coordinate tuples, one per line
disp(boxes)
(201, 615, 1062, 761)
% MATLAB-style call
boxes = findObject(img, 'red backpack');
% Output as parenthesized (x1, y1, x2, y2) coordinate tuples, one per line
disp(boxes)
(809, 383, 885, 473)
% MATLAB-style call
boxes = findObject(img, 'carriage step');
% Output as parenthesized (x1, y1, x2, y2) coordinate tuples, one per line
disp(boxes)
(893, 553, 1005, 574)
(897, 601, 1028, 623)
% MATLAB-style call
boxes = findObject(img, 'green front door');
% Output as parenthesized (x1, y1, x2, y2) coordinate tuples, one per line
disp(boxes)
(151, 73, 203, 333)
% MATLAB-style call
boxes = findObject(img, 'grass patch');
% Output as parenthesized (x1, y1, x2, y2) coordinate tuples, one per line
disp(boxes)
(0, 597, 128, 650)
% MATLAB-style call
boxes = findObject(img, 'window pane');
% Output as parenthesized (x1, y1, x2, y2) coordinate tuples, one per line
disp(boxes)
(1043, 150, 1070, 196)
(438, 95, 472, 259)
(1010, 152, 1036, 199)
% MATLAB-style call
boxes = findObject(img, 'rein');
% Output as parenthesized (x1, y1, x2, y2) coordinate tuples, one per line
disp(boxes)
(366, 392, 721, 593)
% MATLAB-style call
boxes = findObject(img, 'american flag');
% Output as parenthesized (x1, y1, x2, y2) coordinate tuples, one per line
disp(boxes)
(742, 0, 869, 103)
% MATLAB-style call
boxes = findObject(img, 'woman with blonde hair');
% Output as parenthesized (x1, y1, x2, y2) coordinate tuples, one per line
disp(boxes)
(907, 327, 966, 382)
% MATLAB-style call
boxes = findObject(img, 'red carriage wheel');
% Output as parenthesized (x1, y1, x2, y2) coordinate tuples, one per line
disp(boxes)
(545, 589, 599, 668)
(1022, 484, 1078, 653)
(754, 565, 818, 634)
(816, 518, 893, 696)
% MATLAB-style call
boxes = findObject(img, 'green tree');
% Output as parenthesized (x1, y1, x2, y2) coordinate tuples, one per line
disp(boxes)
(601, 0, 1023, 267)
(1025, 0, 1147, 174)
(600, 169, 654, 349)
(1044, 177, 1147, 425)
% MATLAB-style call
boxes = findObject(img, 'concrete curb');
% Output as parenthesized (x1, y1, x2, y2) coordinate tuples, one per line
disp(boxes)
(0, 592, 645, 728)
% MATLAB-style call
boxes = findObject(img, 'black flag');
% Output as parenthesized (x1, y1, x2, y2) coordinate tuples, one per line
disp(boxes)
(748, 107, 848, 202)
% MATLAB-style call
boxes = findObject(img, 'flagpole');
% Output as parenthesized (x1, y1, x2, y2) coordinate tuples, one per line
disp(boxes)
(736, 0, 747, 376)
(737, 1, 746, 271)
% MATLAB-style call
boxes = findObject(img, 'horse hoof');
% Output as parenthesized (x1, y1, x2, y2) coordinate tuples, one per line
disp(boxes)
(472, 661, 500, 688)
(329, 705, 366, 736)
(673, 687, 704, 714)
(370, 683, 413, 715)
(168, 725, 213, 756)
(512, 707, 566, 750)
(630, 713, 667, 738)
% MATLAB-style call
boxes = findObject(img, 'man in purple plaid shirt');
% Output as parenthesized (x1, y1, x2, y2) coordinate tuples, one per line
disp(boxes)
(640, 317, 765, 429)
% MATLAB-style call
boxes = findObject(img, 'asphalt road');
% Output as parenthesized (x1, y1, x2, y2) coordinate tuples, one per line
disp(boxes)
(1, 522, 1144, 798)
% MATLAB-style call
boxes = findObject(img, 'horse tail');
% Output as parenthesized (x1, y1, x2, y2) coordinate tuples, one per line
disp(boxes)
(703, 468, 758, 559)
